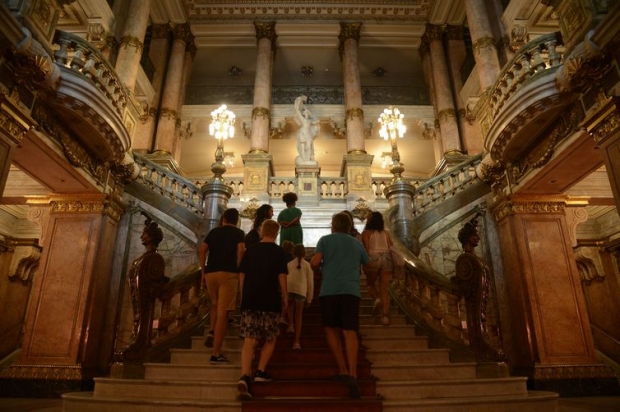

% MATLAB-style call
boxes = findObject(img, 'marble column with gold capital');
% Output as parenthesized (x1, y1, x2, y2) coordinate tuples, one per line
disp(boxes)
(421, 24, 462, 157)
(173, 39, 197, 164)
(243, 22, 276, 202)
(7, 194, 124, 386)
(339, 22, 365, 154)
(114, 0, 152, 94)
(490, 195, 614, 391)
(463, 0, 502, 92)
(153, 23, 191, 158)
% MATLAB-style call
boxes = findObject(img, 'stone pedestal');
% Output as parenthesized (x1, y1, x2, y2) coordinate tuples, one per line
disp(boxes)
(242, 152, 274, 204)
(295, 165, 321, 205)
(201, 179, 233, 235)
(341, 153, 374, 206)
(384, 180, 418, 255)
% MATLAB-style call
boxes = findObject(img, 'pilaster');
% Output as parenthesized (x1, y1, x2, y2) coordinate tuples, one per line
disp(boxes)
(340, 153, 374, 205)
(490, 194, 617, 395)
(1, 194, 125, 394)
(241, 152, 274, 203)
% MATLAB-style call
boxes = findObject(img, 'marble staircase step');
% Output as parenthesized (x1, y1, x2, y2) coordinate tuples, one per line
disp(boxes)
(264, 360, 373, 380)
(376, 377, 528, 399)
(242, 398, 383, 412)
(371, 363, 477, 381)
(359, 325, 418, 339)
(92, 377, 237, 400)
(365, 348, 450, 364)
(381, 391, 559, 412)
(171, 347, 367, 364)
(250, 378, 377, 398)
(61, 391, 241, 412)
(360, 336, 429, 350)
(144, 363, 240, 381)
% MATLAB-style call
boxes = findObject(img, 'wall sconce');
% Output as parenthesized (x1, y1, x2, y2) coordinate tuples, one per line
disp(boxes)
(301, 66, 314, 77)
(380, 152, 392, 169)
(228, 66, 242, 78)
(223, 152, 235, 167)
(373, 67, 387, 78)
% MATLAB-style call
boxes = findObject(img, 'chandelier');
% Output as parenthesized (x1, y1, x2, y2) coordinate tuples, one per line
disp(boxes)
(378, 106, 406, 180)
(209, 104, 235, 180)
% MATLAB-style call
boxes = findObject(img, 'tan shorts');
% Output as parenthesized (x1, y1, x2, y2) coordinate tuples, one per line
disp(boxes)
(205, 271, 239, 312)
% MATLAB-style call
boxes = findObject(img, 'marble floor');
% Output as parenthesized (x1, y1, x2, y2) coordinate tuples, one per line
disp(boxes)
(0, 396, 618, 411)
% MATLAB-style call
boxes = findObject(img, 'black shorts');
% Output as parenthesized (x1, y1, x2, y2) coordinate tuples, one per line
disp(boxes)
(320, 294, 361, 332)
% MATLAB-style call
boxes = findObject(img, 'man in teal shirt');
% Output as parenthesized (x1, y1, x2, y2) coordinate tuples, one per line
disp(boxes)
(310, 212, 369, 399)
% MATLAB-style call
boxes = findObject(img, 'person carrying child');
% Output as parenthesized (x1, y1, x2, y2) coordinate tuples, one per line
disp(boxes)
(236, 219, 289, 400)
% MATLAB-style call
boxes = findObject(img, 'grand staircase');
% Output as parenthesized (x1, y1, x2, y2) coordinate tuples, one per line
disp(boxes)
(62, 272, 559, 411)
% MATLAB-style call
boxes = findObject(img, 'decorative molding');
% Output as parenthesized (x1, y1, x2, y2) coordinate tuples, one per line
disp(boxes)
(574, 246, 605, 284)
(0, 364, 86, 380)
(31, 102, 108, 184)
(251, 106, 271, 120)
(171, 23, 192, 43)
(532, 363, 615, 380)
(491, 195, 568, 222)
(345, 107, 364, 122)
(49, 194, 124, 222)
(510, 25, 529, 52)
(0, 103, 29, 144)
(119, 35, 144, 53)
(582, 97, 620, 146)
(437, 108, 456, 122)
(159, 107, 178, 120)
(473, 36, 497, 54)
(185, 3, 431, 22)
(151, 24, 171, 39)
(421, 23, 446, 45)
(8, 244, 41, 282)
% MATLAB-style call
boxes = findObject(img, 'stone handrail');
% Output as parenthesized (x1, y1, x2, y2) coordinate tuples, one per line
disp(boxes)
(411, 155, 483, 217)
(486, 32, 564, 122)
(152, 265, 208, 347)
(134, 154, 203, 215)
(52, 30, 128, 116)
(319, 178, 347, 199)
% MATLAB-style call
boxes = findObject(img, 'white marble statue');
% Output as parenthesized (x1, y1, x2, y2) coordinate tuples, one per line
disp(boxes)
(294, 95, 319, 165)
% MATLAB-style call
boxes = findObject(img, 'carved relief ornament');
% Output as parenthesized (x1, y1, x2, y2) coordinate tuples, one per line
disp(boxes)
(254, 21, 277, 49)
(171, 23, 192, 43)
(252, 106, 270, 120)
(421, 24, 446, 45)
(473, 36, 497, 54)
(345, 108, 364, 122)
(49, 194, 125, 222)
(119, 35, 144, 53)
(491, 195, 567, 222)
(582, 96, 620, 146)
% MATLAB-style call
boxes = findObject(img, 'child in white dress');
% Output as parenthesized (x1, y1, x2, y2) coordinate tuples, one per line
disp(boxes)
(286, 243, 314, 349)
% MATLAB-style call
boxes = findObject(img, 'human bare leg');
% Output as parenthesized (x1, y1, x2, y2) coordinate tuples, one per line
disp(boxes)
(293, 301, 304, 346)
(379, 271, 391, 323)
(324, 326, 348, 375)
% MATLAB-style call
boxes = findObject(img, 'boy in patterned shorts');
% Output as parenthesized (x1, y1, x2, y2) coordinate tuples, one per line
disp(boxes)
(236, 219, 289, 400)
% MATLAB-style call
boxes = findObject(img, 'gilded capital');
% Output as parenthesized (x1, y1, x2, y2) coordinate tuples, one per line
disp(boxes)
(421, 24, 446, 45)
(254, 22, 277, 49)
(473, 36, 497, 54)
(345, 108, 364, 123)
(151, 24, 171, 39)
(339, 22, 362, 43)
(171, 23, 192, 43)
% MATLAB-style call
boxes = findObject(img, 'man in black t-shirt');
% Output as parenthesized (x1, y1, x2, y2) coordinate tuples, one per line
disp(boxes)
(198, 208, 245, 364)
(236, 219, 289, 400)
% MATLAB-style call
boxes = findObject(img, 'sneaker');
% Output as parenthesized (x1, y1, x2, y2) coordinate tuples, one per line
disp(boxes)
(381, 315, 390, 326)
(237, 375, 252, 400)
(346, 376, 361, 399)
(204, 330, 214, 348)
(254, 369, 273, 382)
(209, 354, 230, 364)
(292, 342, 301, 350)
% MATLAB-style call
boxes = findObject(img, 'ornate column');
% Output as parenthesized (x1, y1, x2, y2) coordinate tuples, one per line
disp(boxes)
(153, 23, 191, 160)
(242, 21, 276, 203)
(446, 25, 483, 156)
(114, 0, 152, 94)
(490, 195, 616, 394)
(463, 0, 502, 92)
(418, 43, 444, 164)
(339, 22, 373, 203)
(421, 24, 462, 163)
(132, 24, 171, 152)
(3, 195, 124, 393)
(173, 38, 197, 164)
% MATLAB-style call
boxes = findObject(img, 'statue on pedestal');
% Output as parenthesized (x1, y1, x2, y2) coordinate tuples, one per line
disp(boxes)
(453, 213, 505, 362)
(117, 213, 168, 363)
(294, 95, 319, 166)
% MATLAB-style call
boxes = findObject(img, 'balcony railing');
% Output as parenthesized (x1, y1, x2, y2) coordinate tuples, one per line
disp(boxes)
(52, 30, 128, 117)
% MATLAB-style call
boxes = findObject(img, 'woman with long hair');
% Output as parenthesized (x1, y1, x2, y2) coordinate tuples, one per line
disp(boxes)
(361, 211, 394, 326)
(245, 204, 274, 248)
